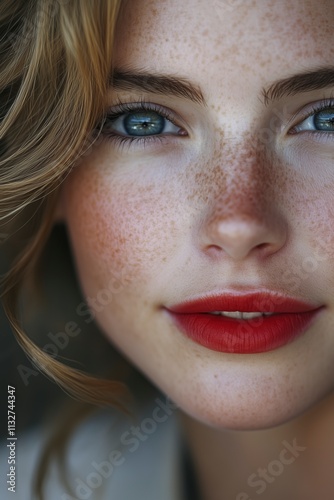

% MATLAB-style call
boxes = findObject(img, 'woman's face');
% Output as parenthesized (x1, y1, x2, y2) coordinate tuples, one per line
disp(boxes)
(61, 0, 334, 430)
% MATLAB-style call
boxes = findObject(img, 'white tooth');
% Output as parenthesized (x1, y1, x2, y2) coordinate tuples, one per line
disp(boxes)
(240, 312, 264, 319)
(210, 311, 274, 319)
(223, 311, 244, 318)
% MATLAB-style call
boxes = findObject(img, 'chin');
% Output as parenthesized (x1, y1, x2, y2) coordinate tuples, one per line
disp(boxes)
(178, 398, 310, 431)
(168, 371, 330, 432)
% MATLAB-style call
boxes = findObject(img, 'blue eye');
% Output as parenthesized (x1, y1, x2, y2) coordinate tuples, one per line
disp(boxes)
(293, 104, 334, 133)
(118, 111, 165, 136)
(101, 103, 185, 142)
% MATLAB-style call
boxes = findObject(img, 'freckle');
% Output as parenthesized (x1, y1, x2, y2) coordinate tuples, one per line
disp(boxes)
(151, 7, 158, 17)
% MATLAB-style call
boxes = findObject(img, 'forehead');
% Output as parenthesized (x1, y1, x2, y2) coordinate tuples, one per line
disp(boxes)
(114, 0, 334, 87)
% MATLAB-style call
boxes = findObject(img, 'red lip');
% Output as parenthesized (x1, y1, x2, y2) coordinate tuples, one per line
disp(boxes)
(165, 291, 324, 354)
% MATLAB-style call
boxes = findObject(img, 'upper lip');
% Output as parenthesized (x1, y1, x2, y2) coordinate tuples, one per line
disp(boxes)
(166, 290, 323, 314)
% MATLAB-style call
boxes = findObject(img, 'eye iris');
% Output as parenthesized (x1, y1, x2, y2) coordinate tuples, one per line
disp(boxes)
(123, 111, 165, 136)
(314, 109, 334, 131)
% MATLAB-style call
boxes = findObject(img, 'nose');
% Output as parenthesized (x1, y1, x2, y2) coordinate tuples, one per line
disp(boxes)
(199, 174, 287, 262)
(202, 212, 287, 261)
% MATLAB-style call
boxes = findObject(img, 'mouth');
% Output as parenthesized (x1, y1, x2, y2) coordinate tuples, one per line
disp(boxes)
(164, 291, 325, 354)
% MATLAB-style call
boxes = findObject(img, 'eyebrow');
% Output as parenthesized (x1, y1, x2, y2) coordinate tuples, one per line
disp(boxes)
(110, 66, 334, 108)
(110, 68, 205, 105)
(261, 66, 334, 106)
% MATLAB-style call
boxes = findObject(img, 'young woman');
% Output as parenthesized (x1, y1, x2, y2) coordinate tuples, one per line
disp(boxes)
(2, 0, 334, 498)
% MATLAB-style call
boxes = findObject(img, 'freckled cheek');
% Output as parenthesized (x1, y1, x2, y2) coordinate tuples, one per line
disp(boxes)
(281, 152, 334, 290)
(63, 170, 181, 288)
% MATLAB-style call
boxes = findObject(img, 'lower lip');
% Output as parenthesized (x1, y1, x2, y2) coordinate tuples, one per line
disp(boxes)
(167, 309, 323, 354)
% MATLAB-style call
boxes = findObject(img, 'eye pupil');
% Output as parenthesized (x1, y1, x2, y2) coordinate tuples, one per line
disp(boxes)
(314, 109, 334, 131)
(124, 111, 165, 136)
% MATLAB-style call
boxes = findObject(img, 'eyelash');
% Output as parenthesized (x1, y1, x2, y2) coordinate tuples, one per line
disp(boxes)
(96, 97, 334, 149)
(98, 99, 184, 148)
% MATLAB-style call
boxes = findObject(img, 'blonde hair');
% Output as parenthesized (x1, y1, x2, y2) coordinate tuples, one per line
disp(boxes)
(0, 0, 133, 420)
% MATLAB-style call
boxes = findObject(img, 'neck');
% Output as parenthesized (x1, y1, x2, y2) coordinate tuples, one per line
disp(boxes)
(178, 392, 334, 500)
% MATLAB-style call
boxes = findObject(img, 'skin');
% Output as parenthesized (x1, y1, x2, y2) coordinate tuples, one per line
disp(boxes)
(58, 0, 334, 496)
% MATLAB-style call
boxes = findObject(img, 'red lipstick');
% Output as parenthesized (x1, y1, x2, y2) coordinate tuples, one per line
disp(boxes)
(165, 291, 324, 354)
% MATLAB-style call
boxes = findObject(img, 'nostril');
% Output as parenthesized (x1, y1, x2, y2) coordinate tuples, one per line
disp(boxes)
(199, 209, 288, 262)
